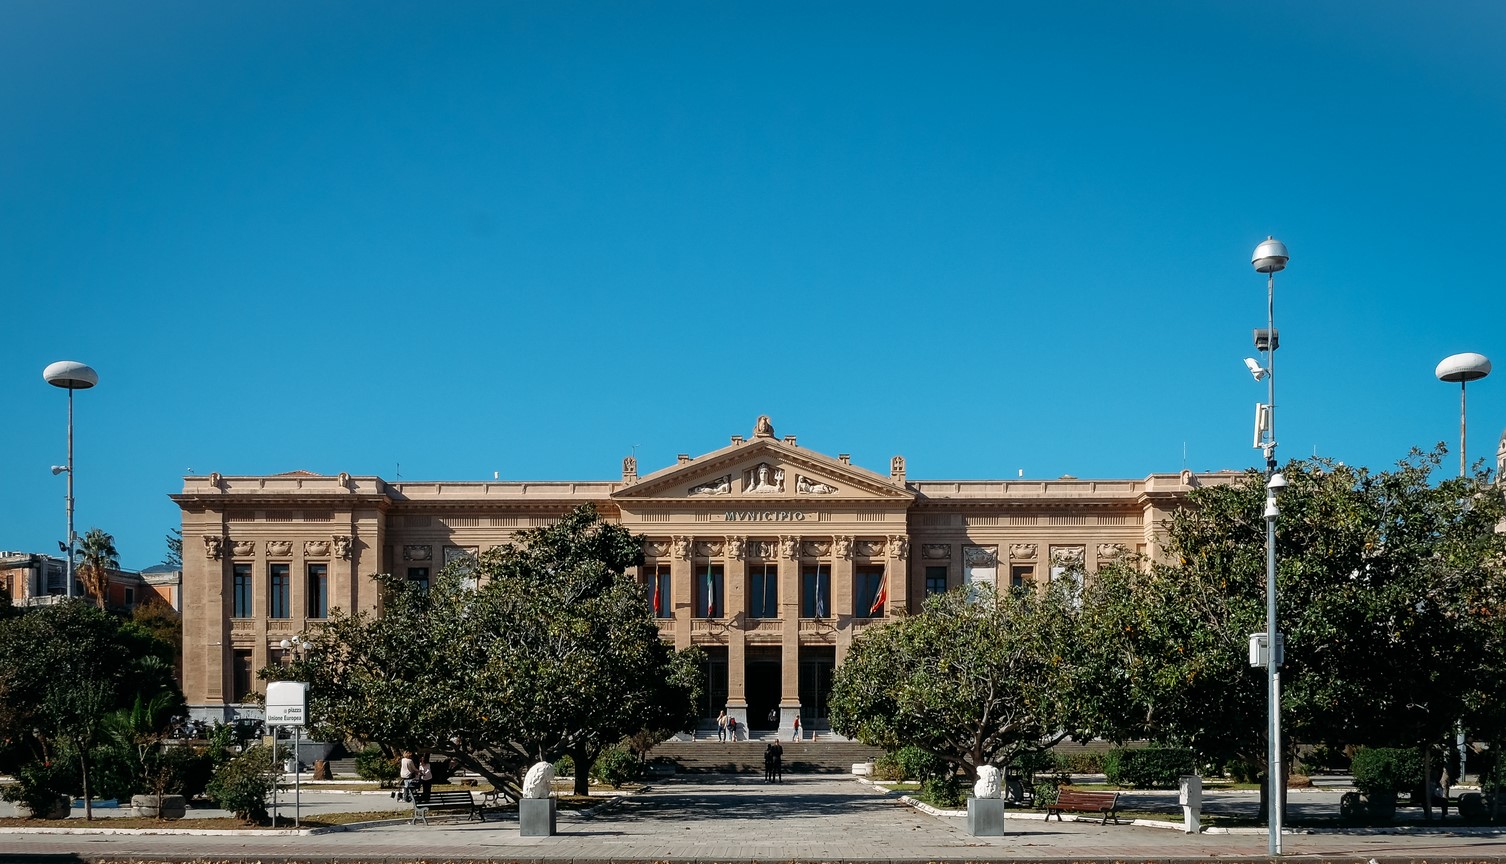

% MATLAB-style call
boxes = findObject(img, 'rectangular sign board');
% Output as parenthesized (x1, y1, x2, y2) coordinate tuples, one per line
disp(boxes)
(266, 681, 308, 726)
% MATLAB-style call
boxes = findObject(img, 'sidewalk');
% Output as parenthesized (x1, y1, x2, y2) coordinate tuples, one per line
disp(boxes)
(3, 774, 1506, 862)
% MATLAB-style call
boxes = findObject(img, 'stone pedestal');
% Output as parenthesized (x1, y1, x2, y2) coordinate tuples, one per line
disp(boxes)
(519, 797, 557, 836)
(967, 797, 1006, 836)
(130, 794, 187, 819)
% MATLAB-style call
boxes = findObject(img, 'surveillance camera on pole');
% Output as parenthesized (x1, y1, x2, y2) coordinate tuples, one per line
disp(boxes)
(1244, 357, 1268, 381)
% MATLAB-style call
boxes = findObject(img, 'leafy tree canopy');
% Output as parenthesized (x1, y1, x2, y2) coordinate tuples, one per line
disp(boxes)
(829, 581, 1081, 777)
(274, 504, 701, 797)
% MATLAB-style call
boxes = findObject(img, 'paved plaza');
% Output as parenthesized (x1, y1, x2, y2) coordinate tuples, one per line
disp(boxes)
(5, 775, 1506, 862)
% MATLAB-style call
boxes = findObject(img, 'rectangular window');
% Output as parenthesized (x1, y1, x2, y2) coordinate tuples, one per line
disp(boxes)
(748, 563, 779, 618)
(231, 649, 254, 703)
(1010, 564, 1036, 591)
(695, 564, 725, 618)
(269, 563, 291, 619)
(801, 564, 830, 618)
(925, 565, 948, 597)
(644, 565, 672, 618)
(855, 565, 886, 618)
(407, 567, 430, 593)
(307, 564, 328, 619)
(123, 587, 135, 607)
(232, 564, 253, 618)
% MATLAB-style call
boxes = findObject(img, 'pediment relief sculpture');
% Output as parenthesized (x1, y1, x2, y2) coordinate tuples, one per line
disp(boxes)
(304, 540, 331, 558)
(856, 539, 887, 558)
(963, 545, 998, 567)
(203, 535, 223, 559)
(266, 540, 294, 558)
(694, 540, 724, 558)
(1009, 543, 1038, 561)
(403, 544, 432, 562)
(1097, 543, 1128, 560)
(922, 543, 950, 560)
(727, 536, 745, 560)
(689, 475, 731, 495)
(231, 540, 255, 557)
(750, 540, 777, 560)
(1052, 546, 1086, 566)
(796, 474, 838, 495)
(743, 463, 784, 494)
(644, 539, 671, 558)
(802, 540, 831, 558)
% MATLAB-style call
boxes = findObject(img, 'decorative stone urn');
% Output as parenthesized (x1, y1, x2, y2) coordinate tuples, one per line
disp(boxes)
(130, 794, 187, 819)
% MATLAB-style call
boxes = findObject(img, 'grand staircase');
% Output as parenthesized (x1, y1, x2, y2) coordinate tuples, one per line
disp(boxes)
(652, 737, 883, 774)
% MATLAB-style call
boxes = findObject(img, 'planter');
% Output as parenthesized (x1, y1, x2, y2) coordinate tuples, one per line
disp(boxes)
(20, 794, 71, 820)
(1367, 791, 1398, 824)
(130, 794, 187, 819)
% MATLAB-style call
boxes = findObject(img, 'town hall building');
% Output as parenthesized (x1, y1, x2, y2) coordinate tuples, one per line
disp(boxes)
(174, 416, 1226, 738)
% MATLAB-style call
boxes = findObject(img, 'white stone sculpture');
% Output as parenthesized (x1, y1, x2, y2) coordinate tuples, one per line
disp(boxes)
(522, 761, 554, 799)
(973, 764, 1002, 799)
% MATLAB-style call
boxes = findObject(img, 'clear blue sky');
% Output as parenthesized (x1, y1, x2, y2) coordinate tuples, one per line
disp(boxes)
(4, 1, 1504, 569)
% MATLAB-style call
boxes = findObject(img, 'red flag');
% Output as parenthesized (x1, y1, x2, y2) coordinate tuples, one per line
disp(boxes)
(652, 577, 661, 616)
(868, 572, 888, 616)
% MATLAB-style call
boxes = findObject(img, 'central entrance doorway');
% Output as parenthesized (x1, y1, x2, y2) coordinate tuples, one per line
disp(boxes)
(745, 647, 781, 731)
(798, 646, 836, 728)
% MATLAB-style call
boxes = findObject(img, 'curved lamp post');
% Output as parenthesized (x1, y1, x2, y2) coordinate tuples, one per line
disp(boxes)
(43, 360, 98, 600)
(1251, 237, 1288, 855)
(1435, 353, 1491, 478)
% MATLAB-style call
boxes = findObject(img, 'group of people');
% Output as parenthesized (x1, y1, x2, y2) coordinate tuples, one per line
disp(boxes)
(716, 710, 741, 741)
(763, 739, 784, 782)
(398, 751, 434, 803)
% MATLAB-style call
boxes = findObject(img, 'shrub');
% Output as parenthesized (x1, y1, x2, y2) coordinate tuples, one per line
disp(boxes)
(1103, 747, 1193, 789)
(871, 751, 904, 781)
(354, 746, 398, 784)
(1350, 747, 1423, 799)
(894, 746, 946, 783)
(1051, 750, 1105, 774)
(921, 774, 965, 808)
(591, 747, 640, 788)
(206, 744, 280, 821)
(553, 754, 576, 777)
(0, 760, 72, 817)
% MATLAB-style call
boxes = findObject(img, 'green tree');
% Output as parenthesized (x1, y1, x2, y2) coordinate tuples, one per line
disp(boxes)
(77, 527, 120, 610)
(1077, 449, 1506, 819)
(0, 600, 185, 819)
(274, 504, 701, 797)
(828, 582, 1081, 779)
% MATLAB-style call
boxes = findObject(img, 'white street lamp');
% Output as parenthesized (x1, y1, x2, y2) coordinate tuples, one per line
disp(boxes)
(1250, 236, 1288, 855)
(1435, 353, 1491, 478)
(43, 360, 98, 600)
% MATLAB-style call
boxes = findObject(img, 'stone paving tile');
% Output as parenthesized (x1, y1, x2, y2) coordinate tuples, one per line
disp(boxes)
(4, 775, 1506, 861)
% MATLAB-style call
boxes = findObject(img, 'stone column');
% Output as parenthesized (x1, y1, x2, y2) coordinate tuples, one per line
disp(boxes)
(671, 536, 692, 650)
(725, 539, 747, 722)
(833, 542, 855, 664)
(779, 537, 802, 724)
(889, 533, 910, 616)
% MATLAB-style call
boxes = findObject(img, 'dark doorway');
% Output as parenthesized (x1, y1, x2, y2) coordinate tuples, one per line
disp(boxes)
(745, 647, 781, 730)
(798, 646, 836, 726)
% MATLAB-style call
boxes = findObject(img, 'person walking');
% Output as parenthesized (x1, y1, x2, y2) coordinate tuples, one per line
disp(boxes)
(792, 715, 800, 742)
(716, 710, 728, 742)
(398, 750, 418, 802)
(727, 714, 737, 741)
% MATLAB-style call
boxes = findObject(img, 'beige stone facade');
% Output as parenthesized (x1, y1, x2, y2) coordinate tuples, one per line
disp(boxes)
(173, 416, 1224, 736)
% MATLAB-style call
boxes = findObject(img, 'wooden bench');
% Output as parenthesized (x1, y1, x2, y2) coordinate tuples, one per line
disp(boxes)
(411, 789, 486, 824)
(1045, 789, 1121, 824)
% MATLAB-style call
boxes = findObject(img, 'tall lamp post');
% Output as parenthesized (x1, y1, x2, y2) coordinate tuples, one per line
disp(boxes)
(43, 360, 99, 599)
(1435, 353, 1491, 478)
(1248, 237, 1289, 855)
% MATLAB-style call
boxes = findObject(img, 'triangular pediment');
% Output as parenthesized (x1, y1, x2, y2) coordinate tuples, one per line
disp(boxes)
(613, 438, 912, 503)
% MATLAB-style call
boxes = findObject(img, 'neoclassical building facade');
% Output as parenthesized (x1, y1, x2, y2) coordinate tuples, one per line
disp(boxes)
(175, 416, 1227, 737)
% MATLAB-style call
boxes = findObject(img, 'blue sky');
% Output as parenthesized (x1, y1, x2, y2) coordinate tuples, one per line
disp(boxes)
(4, 1, 1505, 569)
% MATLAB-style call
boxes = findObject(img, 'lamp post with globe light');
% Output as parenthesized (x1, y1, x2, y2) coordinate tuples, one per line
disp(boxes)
(43, 361, 98, 599)
(1249, 237, 1289, 855)
(1435, 353, 1491, 479)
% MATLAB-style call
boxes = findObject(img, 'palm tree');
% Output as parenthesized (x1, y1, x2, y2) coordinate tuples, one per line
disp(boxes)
(77, 527, 119, 609)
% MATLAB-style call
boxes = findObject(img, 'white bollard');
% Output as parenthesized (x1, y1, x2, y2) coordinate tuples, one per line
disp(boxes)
(1178, 775, 1202, 833)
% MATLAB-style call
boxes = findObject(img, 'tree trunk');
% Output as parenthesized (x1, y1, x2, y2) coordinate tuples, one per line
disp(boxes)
(1423, 747, 1434, 820)
(572, 746, 591, 797)
(81, 748, 92, 821)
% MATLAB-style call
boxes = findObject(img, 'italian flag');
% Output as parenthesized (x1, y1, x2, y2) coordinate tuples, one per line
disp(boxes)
(706, 566, 715, 617)
(868, 571, 888, 616)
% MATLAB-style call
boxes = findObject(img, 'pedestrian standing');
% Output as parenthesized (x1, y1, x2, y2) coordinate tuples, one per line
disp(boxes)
(727, 715, 737, 741)
(768, 738, 784, 782)
(417, 753, 434, 802)
(792, 715, 800, 741)
(716, 709, 727, 742)
(399, 750, 418, 802)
